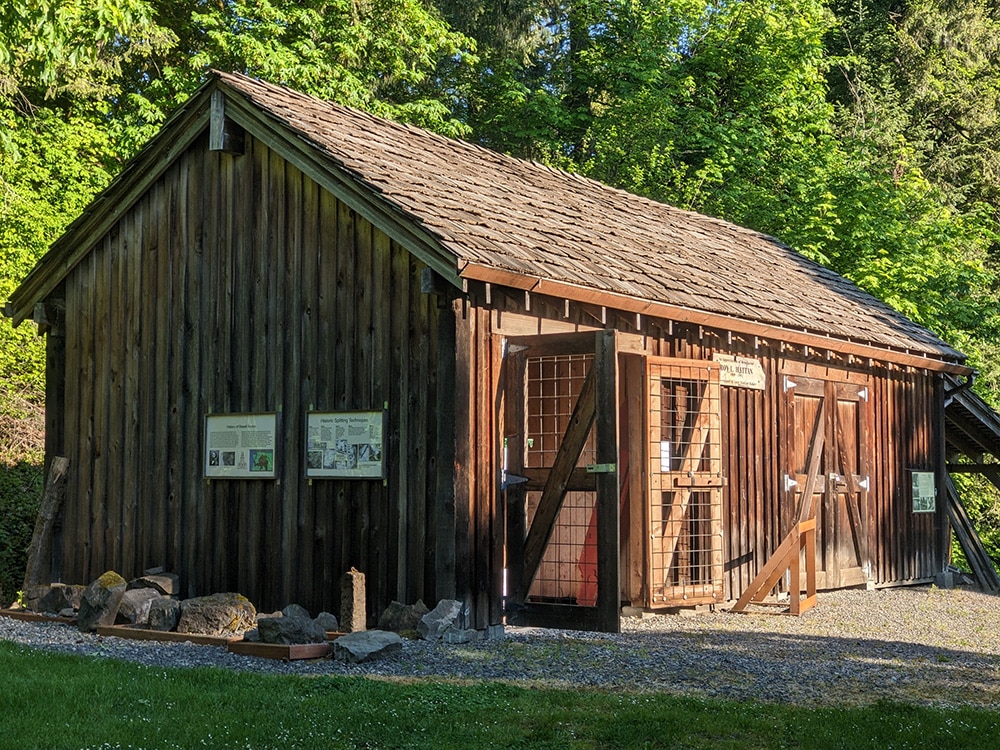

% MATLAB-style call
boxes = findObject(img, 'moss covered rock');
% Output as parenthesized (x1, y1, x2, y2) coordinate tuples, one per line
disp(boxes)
(177, 593, 256, 636)
(77, 571, 127, 632)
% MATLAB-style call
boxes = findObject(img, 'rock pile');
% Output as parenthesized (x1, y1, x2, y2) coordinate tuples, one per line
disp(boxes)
(16, 567, 486, 665)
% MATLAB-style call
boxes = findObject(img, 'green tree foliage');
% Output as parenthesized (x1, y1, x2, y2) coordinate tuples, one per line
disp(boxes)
(3, 0, 1000, 574)
(0, 0, 475, 404)
(0, 1, 166, 399)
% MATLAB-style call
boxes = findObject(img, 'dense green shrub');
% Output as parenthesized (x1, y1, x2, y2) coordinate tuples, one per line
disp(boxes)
(0, 462, 43, 606)
(0, 386, 44, 606)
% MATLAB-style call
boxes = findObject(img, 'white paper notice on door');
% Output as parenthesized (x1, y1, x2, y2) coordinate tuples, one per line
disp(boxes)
(660, 441, 671, 472)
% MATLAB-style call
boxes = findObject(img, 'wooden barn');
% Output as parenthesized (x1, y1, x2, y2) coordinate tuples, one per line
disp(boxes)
(6, 71, 983, 632)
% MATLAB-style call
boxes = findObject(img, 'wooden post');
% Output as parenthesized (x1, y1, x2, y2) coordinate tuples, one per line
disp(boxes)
(23, 457, 70, 589)
(595, 329, 620, 633)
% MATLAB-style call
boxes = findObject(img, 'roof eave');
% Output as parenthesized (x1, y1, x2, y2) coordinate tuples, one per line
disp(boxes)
(459, 262, 970, 375)
(5, 89, 215, 327)
(215, 77, 464, 291)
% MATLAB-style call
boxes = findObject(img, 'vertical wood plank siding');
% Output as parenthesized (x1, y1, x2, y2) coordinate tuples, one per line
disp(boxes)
(54, 133, 480, 621)
(50, 129, 945, 624)
(487, 292, 947, 603)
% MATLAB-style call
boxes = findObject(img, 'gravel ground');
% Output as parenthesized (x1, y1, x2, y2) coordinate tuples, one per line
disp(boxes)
(3, 585, 999, 708)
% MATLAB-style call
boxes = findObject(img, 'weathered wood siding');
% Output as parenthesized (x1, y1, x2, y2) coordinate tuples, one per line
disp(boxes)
(52, 132, 485, 621)
(486, 290, 948, 605)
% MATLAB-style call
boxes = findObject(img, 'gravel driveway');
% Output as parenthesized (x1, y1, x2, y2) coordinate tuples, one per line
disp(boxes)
(3, 585, 999, 708)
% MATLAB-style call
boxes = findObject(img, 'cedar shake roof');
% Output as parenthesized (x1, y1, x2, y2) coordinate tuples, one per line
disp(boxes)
(213, 72, 961, 364)
(7, 70, 965, 368)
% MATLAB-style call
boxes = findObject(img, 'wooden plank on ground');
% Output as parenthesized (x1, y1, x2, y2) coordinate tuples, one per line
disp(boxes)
(23, 457, 70, 589)
(946, 473, 1000, 592)
(96, 625, 241, 646)
(228, 641, 331, 660)
(0, 609, 74, 624)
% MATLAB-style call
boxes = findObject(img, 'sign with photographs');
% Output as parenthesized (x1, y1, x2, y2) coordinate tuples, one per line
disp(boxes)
(205, 413, 277, 479)
(306, 410, 384, 479)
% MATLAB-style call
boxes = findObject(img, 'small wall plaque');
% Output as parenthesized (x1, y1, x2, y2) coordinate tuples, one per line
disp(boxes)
(712, 353, 766, 390)
(911, 471, 936, 513)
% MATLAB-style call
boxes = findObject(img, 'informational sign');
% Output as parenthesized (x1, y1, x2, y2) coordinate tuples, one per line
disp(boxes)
(911, 471, 936, 513)
(712, 353, 766, 390)
(205, 413, 277, 479)
(306, 410, 384, 479)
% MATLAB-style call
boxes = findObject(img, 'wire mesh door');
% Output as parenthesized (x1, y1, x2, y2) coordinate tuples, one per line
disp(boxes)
(524, 353, 597, 605)
(647, 359, 724, 606)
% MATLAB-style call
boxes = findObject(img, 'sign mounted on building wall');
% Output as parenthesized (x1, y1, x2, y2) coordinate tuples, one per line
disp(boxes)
(911, 470, 936, 513)
(205, 413, 278, 478)
(712, 353, 766, 390)
(306, 410, 384, 479)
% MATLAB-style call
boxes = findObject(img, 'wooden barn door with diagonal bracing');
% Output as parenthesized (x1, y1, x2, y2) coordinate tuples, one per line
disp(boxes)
(504, 331, 620, 632)
(646, 358, 724, 607)
(783, 373, 872, 589)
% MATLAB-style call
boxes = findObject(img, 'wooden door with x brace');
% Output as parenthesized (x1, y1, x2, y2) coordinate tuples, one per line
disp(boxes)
(783, 373, 872, 589)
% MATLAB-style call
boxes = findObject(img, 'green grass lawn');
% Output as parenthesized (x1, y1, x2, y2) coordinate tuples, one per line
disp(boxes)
(1, 641, 998, 749)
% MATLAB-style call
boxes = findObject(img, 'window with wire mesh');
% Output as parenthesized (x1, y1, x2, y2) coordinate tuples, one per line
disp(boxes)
(524, 354, 597, 605)
(649, 368, 722, 604)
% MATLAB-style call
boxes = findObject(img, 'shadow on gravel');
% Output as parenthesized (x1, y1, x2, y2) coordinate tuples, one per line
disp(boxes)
(479, 627, 1000, 707)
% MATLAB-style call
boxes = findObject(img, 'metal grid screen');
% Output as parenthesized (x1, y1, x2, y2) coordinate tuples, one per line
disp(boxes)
(648, 361, 724, 606)
(524, 354, 597, 605)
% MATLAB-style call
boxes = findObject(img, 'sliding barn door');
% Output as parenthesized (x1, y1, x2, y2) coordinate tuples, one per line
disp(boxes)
(784, 374, 872, 589)
(646, 359, 724, 606)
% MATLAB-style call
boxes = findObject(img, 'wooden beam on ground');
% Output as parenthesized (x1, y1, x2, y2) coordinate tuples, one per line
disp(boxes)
(731, 518, 817, 616)
(945, 473, 1000, 592)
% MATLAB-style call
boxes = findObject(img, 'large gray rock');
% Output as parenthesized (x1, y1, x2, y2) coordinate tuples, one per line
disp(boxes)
(30, 584, 84, 615)
(378, 600, 430, 632)
(418, 599, 464, 641)
(22, 584, 50, 612)
(127, 573, 180, 597)
(281, 603, 311, 619)
(332, 630, 402, 663)
(314, 611, 339, 633)
(148, 598, 182, 631)
(443, 627, 482, 644)
(117, 588, 163, 626)
(257, 615, 327, 645)
(177, 593, 256, 636)
(77, 571, 128, 632)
